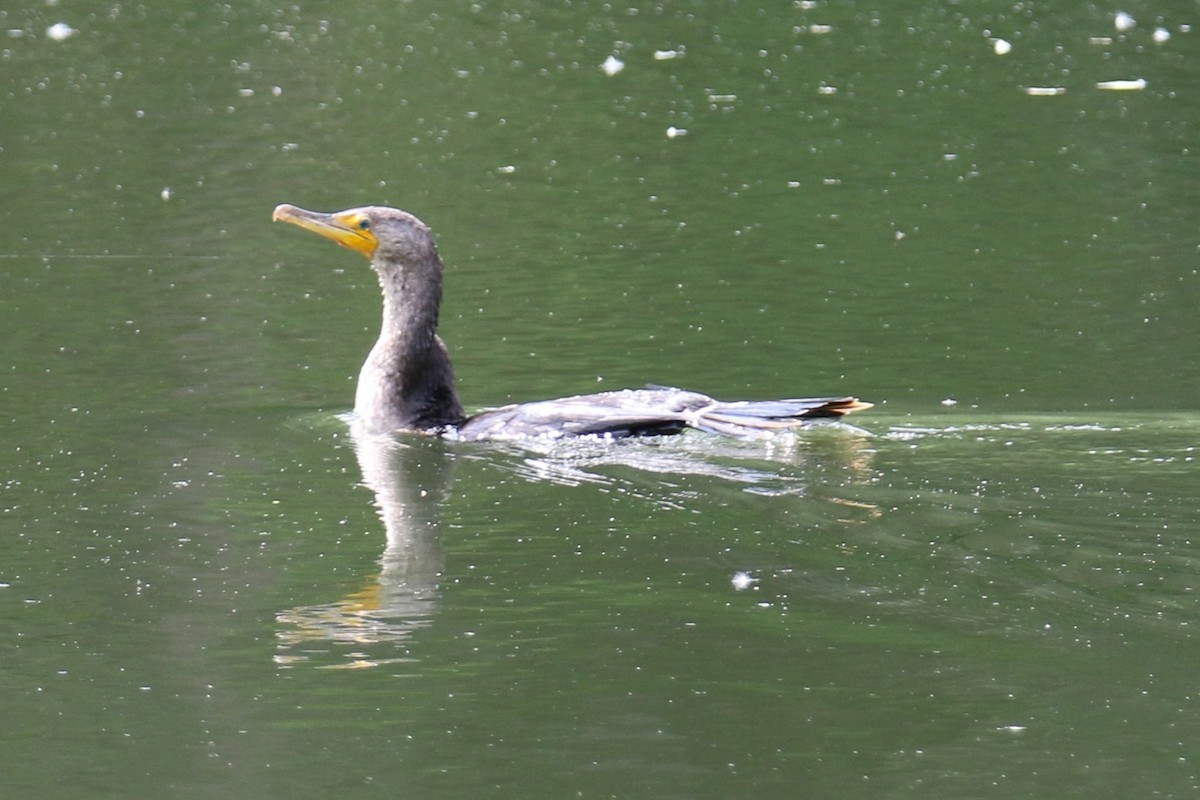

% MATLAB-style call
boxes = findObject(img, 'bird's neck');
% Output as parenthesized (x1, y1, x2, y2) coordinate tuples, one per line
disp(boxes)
(379, 272, 439, 357)
(355, 262, 465, 432)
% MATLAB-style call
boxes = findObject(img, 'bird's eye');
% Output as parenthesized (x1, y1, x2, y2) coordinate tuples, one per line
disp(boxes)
(358, 219, 371, 231)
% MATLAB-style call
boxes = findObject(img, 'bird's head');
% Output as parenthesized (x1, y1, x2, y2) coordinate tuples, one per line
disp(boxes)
(272, 204, 437, 268)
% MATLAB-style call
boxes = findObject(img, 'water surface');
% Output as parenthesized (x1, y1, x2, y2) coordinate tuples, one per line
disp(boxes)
(2, 2, 1199, 797)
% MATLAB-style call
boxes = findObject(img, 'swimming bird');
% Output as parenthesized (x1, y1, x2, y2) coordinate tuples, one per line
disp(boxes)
(272, 204, 871, 440)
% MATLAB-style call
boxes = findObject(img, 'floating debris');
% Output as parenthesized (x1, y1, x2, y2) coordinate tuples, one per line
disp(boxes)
(1088, 36, 1114, 45)
(706, 92, 737, 103)
(497, 164, 517, 174)
(1025, 86, 1067, 96)
(993, 38, 1013, 55)
(1096, 78, 1147, 91)
(160, 187, 172, 201)
(1153, 27, 1171, 44)
(665, 126, 687, 139)
(45, 22, 77, 41)
(808, 24, 833, 35)
(1114, 11, 1136, 32)
(600, 55, 624, 76)
(941, 398, 958, 407)
(653, 48, 683, 60)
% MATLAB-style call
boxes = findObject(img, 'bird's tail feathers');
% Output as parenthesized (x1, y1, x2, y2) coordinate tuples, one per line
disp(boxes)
(690, 397, 872, 438)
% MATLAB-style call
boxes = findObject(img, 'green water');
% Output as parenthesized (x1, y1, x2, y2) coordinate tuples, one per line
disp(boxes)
(3, 2, 1199, 797)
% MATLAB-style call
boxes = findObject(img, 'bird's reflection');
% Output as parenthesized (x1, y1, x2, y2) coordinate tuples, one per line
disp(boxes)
(274, 423, 454, 669)
(493, 423, 877, 508)
(274, 421, 877, 668)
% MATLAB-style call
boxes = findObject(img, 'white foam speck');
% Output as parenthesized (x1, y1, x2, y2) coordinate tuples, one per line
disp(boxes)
(601, 55, 624, 76)
(731, 571, 757, 590)
(1096, 78, 1147, 91)
(1025, 86, 1067, 96)
(46, 22, 77, 41)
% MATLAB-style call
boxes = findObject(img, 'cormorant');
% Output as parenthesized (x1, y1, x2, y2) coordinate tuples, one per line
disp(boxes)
(272, 204, 871, 440)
